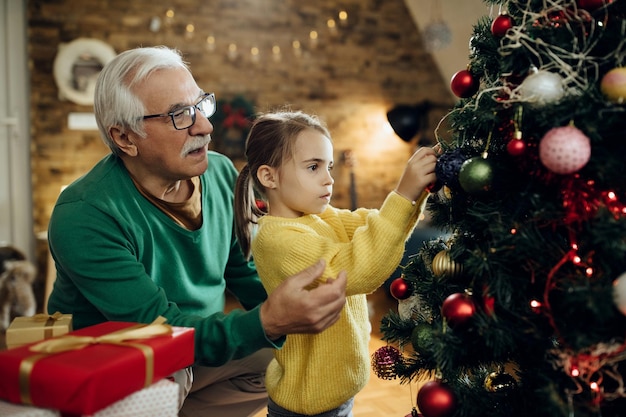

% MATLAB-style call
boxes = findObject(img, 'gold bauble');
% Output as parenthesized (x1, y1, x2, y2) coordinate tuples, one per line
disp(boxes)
(484, 370, 517, 393)
(431, 250, 463, 279)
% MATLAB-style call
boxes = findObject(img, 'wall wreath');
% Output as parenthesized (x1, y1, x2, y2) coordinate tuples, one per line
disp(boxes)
(53, 38, 117, 106)
(210, 96, 256, 159)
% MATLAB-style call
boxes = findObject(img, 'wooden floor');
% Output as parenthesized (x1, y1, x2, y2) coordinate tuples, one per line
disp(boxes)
(251, 288, 425, 417)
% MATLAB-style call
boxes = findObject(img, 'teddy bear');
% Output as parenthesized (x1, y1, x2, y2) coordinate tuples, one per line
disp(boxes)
(0, 246, 37, 331)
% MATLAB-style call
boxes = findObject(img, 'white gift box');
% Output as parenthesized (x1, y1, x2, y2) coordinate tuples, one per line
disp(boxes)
(0, 378, 179, 417)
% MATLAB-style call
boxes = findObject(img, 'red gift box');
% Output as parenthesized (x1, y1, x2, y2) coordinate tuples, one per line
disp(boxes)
(0, 320, 195, 415)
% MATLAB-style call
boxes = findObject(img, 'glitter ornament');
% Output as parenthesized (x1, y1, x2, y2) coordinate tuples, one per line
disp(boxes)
(423, 21, 452, 52)
(411, 322, 434, 354)
(600, 67, 626, 104)
(435, 148, 466, 192)
(442, 292, 476, 329)
(519, 70, 565, 106)
(417, 380, 457, 417)
(612, 272, 626, 315)
(539, 126, 591, 174)
(484, 369, 518, 393)
(399, 294, 432, 321)
(431, 250, 463, 279)
(371, 345, 402, 380)
(450, 69, 479, 98)
(458, 156, 493, 194)
(491, 14, 514, 37)
(390, 277, 412, 300)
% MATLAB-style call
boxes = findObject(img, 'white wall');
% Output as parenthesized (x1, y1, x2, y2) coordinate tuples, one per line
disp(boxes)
(404, 0, 494, 96)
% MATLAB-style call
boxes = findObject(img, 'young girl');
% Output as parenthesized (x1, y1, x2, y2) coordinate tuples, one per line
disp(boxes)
(234, 110, 437, 417)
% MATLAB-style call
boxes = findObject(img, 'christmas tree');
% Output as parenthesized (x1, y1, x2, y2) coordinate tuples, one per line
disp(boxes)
(376, 1, 626, 416)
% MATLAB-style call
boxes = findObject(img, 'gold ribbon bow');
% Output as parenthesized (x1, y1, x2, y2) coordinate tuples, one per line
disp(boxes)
(19, 316, 171, 405)
(28, 311, 66, 339)
(29, 311, 64, 322)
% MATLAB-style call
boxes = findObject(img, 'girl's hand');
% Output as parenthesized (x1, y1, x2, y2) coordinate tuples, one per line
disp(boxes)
(394, 146, 438, 202)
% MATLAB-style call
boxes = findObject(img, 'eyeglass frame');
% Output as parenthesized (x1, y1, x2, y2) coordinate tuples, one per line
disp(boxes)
(142, 92, 216, 130)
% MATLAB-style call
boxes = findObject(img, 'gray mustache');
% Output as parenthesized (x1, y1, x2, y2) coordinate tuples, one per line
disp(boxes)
(181, 135, 212, 157)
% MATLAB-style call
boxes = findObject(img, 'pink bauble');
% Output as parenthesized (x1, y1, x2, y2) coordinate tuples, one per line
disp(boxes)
(539, 126, 591, 174)
(600, 67, 626, 104)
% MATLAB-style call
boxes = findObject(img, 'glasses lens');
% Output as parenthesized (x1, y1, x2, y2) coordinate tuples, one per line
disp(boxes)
(171, 107, 194, 130)
(198, 94, 216, 118)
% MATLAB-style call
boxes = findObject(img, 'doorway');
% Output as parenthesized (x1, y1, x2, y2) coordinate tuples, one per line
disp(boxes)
(0, 1, 34, 259)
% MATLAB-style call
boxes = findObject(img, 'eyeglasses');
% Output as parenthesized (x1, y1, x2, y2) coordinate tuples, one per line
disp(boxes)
(142, 92, 216, 130)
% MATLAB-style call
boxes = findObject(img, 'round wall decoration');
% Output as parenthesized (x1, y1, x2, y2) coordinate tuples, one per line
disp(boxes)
(53, 38, 117, 106)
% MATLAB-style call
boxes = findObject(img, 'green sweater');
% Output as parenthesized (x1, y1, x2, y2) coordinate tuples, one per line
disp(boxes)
(252, 191, 427, 415)
(47, 152, 279, 366)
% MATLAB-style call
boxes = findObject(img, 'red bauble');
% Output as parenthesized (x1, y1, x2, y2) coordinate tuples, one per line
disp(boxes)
(390, 277, 412, 300)
(506, 138, 527, 156)
(578, 0, 612, 11)
(417, 380, 457, 417)
(491, 14, 514, 37)
(441, 292, 476, 329)
(450, 69, 479, 98)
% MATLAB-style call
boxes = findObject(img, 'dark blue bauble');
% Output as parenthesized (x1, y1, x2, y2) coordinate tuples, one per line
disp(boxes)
(435, 148, 466, 192)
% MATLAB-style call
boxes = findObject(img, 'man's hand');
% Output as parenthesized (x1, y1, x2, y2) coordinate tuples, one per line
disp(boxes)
(260, 260, 347, 340)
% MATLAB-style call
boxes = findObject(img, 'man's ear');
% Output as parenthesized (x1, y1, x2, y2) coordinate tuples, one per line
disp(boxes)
(257, 165, 278, 189)
(110, 127, 138, 157)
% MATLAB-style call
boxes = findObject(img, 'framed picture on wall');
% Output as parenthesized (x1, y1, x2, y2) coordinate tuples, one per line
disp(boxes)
(210, 96, 256, 160)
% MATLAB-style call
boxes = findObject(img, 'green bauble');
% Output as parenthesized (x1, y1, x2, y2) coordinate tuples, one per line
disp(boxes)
(411, 322, 434, 354)
(458, 156, 493, 194)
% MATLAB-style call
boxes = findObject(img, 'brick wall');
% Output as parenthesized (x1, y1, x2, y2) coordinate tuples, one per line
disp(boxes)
(27, 0, 454, 235)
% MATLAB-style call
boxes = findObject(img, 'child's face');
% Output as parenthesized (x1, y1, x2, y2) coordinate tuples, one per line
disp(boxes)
(270, 128, 334, 218)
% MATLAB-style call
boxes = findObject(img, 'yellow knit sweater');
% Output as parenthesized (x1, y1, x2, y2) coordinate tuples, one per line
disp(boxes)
(252, 191, 428, 415)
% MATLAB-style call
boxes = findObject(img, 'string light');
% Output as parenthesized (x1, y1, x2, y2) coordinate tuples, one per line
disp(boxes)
(164, 8, 175, 28)
(292, 40, 302, 57)
(185, 23, 195, 39)
(228, 43, 238, 61)
(250, 46, 260, 63)
(530, 299, 542, 313)
(151, 7, 353, 64)
(338, 10, 348, 26)
(309, 30, 319, 48)
(272, 44, 282, 62)
(206, 35, 216, 52)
